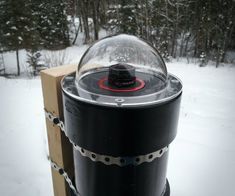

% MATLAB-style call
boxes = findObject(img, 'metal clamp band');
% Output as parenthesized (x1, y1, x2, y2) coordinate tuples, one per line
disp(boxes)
(45, 110, 169, 167)
(50, 160, 80, 196)
(74, 144, 168, 167)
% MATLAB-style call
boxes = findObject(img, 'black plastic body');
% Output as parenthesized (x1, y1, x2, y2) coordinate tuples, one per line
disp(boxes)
(63, 91, 181, 196)
(73, 150, 169, 196)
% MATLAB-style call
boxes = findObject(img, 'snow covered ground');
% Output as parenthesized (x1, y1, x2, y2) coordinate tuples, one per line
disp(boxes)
(0, 78, 53, 196)
(167, 60, 235, 196)
(2, 45, 88, 75)
(0, 55, 235, 196)
(1, 29, 109, 75)
(0, 29, 108, 77)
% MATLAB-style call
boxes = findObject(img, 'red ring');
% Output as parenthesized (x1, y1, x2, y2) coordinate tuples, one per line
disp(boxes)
(98, 77, 145, 92)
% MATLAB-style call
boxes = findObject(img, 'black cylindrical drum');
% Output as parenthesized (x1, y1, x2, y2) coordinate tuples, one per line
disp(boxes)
(62, 34, 182, 196)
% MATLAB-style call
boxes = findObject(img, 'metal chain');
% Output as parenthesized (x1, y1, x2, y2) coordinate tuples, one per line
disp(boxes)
(45, 109, 80, 195)
(44, 109, 65, 132)
(45, 109, 169, 167)
(73, 145, 168, 166)
(45, 109, 170, 195)
(50, 160, 80, 196)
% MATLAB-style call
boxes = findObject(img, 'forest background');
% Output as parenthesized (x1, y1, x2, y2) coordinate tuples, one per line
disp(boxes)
(0, 0, 234, 76)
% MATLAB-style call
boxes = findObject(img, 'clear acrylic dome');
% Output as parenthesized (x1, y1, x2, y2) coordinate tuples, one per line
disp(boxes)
(76, 34, 167, 84)
(62, 34, 182, 107)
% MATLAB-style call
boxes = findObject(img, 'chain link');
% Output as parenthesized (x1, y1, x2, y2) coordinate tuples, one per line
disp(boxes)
(73, 144, 168, 166)
(50, 160, 80, 196)
(44, 109, 65, 132)
(45, 109, 169, 167)
(45, 109, 169, 195)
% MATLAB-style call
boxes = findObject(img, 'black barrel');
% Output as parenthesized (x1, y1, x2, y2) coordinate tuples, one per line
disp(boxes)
(62, 90, 181, 196)
(61, 34, 182, 196)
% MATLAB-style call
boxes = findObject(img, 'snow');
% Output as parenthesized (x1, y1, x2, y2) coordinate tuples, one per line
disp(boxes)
(0, 78, 53, 196)
(11, 26, 17, 30)
(1, 29, 110, 75)
(167, 60, 235, 196)
(2, 46, 88, 75)
(0, 52, 235, 196)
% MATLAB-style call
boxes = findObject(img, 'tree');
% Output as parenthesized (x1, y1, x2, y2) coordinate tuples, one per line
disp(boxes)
(118, 0, 138, 34)
(0, 0, 32, 75)
(77, 0, 92, 44)
(189, 0, 235, 65)
(36, 0, 70, 49)
(92, 0, 101, 40)
(26, 49, 42, 76)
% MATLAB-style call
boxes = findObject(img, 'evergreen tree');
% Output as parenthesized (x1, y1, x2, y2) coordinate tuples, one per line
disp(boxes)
(1, 0, 235, 71)
(189, 0, 235, 65)
(118, 0, 137, 34)
(26, 49, 42, 76)
(0, 0, 33, 75)
(106, 0, 138, 35)
(36, 0, 70, 49)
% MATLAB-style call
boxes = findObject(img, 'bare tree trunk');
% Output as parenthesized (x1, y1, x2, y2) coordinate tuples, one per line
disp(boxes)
(179, 32, 185, 57)
(72, 24, 80, 45)
(79, 0, 91, 44)
(16, 49, 20, 76)
(172, 2, 179, 58)
(221, 4, 235, 63)
(165, 0, 170, 54)
(194, 33, 198, 57)
(193, 0, 199, 57)
(184, 33, 190, 57)
(92, 0, 100, 40)
(145, 0, 149, 40)
(100, 0, 108, 25)
(79, 16, 83, 32)
(171, 29, 176, 58)
(216, 48, 220, 68)
(83, 17, 90, 44)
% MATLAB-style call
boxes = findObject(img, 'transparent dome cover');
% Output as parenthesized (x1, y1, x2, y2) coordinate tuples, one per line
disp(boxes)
(62, 34, 182, 107)
(76, 34, 167, 83)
